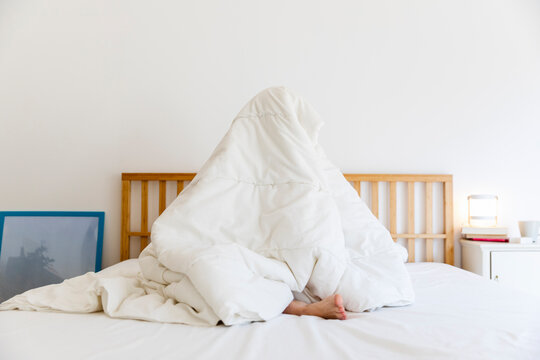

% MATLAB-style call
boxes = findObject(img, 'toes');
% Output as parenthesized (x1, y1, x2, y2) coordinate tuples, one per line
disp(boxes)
(334, 294, 343, 307)
(339, 306, 347, 320)
(333, 294, 346, 320)
(336, 310, 346, 320)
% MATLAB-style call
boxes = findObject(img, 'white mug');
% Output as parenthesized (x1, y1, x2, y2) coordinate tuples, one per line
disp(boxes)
(518, 221, 540, 243)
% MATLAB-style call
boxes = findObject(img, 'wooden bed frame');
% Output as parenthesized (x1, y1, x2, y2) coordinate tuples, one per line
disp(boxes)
(121, 173, 454, 265)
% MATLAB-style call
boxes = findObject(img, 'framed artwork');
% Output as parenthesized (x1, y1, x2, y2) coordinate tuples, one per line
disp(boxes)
(0, 211, 104, 302)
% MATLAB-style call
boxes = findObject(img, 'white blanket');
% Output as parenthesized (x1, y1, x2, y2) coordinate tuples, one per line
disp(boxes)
(0, 87, 414, 325)
(2, 262, 539, 360)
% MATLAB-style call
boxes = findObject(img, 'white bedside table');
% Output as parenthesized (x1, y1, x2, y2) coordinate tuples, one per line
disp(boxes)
(460, 239, 540, 297)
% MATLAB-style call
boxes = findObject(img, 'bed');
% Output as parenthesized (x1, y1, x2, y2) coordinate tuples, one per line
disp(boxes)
(1, 173, 539, 360)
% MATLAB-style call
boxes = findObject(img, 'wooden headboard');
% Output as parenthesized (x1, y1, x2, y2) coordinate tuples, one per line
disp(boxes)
(121, 173, 454, 265)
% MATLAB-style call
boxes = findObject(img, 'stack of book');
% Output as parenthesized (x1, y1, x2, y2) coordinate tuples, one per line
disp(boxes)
(461, 226, 509, 242)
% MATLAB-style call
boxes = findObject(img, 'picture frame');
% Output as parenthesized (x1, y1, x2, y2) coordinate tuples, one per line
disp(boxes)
(0, 211, 104, 302)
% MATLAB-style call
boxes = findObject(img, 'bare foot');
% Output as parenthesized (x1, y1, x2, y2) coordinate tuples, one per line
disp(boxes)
(283, 294, 347, 320)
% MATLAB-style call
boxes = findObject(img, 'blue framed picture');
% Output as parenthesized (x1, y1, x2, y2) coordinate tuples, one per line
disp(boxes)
(0, 211, 104, 302)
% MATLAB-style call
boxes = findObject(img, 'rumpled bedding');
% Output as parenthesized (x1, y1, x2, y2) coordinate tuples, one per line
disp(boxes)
(0, 87, 414, 325)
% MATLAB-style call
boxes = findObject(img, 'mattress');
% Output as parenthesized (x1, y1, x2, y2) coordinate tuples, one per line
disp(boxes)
(1, 262, 539, 360)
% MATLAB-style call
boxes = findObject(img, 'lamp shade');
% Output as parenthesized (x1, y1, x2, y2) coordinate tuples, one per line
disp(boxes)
(468, 194, 498, 227)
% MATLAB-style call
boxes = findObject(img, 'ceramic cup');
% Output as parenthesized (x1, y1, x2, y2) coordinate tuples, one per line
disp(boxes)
(518, 221, 540, 243)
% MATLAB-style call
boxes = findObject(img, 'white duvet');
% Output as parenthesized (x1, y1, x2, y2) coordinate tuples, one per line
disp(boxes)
(0, 87, 414, 325)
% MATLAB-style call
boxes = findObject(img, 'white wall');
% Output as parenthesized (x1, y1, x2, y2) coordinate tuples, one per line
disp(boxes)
(1, 0, 539, 268)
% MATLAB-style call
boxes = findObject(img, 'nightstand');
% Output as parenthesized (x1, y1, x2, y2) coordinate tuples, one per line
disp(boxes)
(460, 239, 540, 297)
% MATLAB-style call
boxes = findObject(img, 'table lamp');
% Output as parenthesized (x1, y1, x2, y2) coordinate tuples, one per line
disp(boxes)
(468, 194, 498, 227)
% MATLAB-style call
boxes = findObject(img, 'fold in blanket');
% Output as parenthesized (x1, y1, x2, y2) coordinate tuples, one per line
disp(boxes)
(0, 87, 414, 325)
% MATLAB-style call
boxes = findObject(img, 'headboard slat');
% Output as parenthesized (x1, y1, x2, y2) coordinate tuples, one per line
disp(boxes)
(140, 181, 149, 252)
(159, 181, 167, 215)
(444, 182, 454, 264)
(371, 182, 379, 218)
(392, 234, 446, 239)
(407, 182, 415, 262)
(389, 182, 397, 239)
(353, 181, 361, 197)
(120, 173, 454, 265)
(425, 182, 434, 262)
(176, 181, 184, 195)
(121, 180, 131, 261)
(129, 231, 151, 237)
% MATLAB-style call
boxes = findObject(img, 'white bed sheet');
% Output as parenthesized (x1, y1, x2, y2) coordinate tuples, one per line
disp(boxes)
(1, 262, 539, 360)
